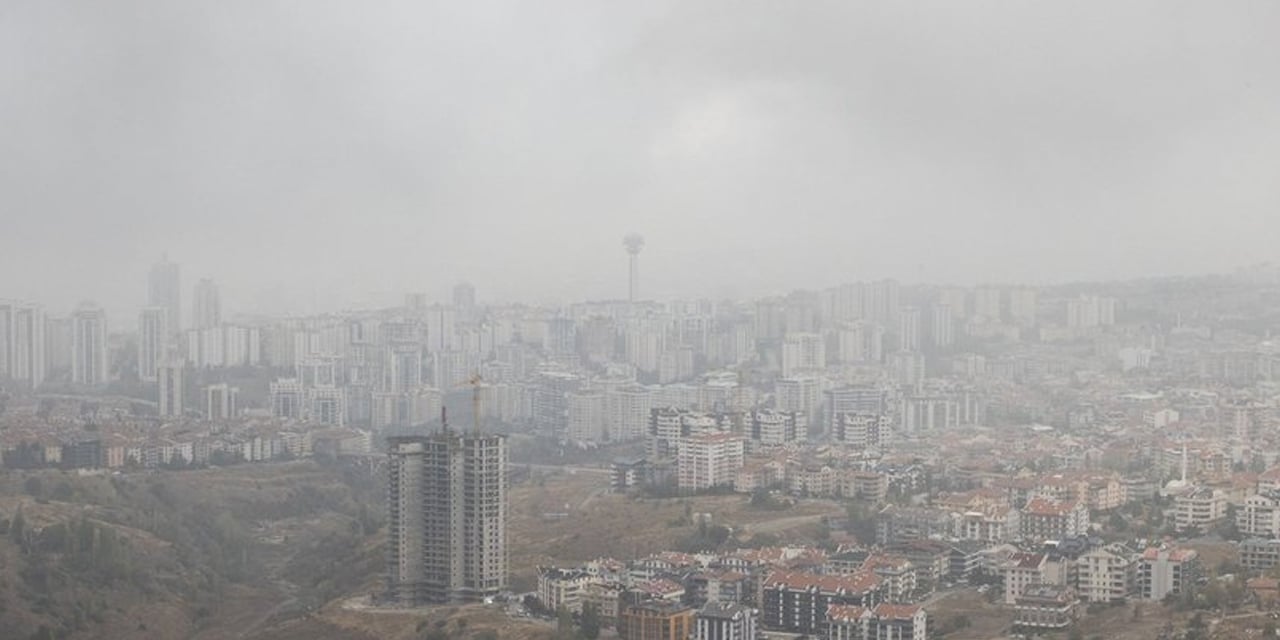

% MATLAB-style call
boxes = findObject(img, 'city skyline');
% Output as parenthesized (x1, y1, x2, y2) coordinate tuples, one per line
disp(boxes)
(3, 2, 1279, 317)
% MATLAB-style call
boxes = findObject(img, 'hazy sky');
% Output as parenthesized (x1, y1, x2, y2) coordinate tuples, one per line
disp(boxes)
(2, 1, 1278, 319)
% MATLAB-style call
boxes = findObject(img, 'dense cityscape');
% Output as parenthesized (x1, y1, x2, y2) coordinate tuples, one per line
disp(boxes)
(6, 250, 1280, 639)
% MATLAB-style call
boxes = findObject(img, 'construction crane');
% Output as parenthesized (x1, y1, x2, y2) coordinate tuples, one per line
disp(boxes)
(468, 373, 484, 435)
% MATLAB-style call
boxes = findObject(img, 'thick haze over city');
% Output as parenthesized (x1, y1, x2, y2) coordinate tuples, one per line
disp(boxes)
(3, 1, 1279, 319)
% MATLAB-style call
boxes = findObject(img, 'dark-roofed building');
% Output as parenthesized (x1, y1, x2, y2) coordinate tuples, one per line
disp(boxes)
(761, 571, 882, 634)
(1014, 585, 1078, 631)
(695, 601, 758, 640)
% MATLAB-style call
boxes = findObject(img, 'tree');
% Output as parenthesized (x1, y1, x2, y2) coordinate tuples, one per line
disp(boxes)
(556, 605, 576, 640)
(580, 602, 601, 640)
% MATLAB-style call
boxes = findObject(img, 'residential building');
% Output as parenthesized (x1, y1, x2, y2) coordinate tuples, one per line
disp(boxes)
(0, 301, 46, 387)
(876, 506, 953, 545)
(205, 383, 239, 420)
(827, 603, 927, 640)
(148, 255, 181, 333)
(158, 361, 184, 418)
(1238, 491, 1280, 538)
(761, 571, 882, 634)
(537, 566, 592, 614)
(192, 278, 221, 330)
(71, 303, 108, 385)
(1138, 546, 1199, 601)
(781, 332, 825, 378)
(618, 600, 694, 640)
(1174, 487, 1227, 532)
(1020, 498, 1089, 543)
(748, 409, 802, 446)
(385, 429, 508, 606)
(695, 601, 758, 640)
(567, 389, 608, 443)
(678, 432, 746, 491)
(1013, 585, 1077, 632)
(1241, 539, 1280, 572)
(1001, 552, 1047, 604)
(138, 307, 168, 383)
(1076, 544, 1135, 603)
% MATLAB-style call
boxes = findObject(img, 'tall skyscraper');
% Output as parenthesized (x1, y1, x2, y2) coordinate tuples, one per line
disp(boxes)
(898, 306, 921, 352)
(928, 303, 954, 349)
(192, 278, 221, 330)
(1007, 288, 1038, 325)
(206, 383, 239, 420)
(0, 302, 46, 387)
(148, 255, 181, 334)
(137, 307, 168, 382)
(386, 419, 508, 606)
(452, 282, 476, 312)
(71, 303, 108, 386)
(973, 287, 1002, 321)
(158, 361, 184, 417)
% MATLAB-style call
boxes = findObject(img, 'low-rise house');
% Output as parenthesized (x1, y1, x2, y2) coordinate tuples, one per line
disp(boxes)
(1014, 585, 1078, 632)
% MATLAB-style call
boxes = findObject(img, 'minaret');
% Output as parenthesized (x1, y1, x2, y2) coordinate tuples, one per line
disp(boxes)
(1180, 441, 1188, 484)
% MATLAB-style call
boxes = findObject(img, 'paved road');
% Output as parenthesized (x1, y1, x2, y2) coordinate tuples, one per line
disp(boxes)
(520, 463, 613, 476)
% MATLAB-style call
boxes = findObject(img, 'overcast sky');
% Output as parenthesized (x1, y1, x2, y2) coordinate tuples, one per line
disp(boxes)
(2, 1, 1278, 319)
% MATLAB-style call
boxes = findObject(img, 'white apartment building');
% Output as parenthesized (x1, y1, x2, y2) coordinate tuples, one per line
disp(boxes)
(1174, 487, 1227, 532)
(1238, 492, 1280, 538)
(678, 432, 745, 491)
(1077, 545, 1135, 603)
(566, 389, 608, 443)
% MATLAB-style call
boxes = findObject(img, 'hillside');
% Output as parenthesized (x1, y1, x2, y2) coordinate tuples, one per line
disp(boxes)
(0, 460, 383, 640)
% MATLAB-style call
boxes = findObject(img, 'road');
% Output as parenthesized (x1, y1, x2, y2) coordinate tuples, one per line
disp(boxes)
(520, 463, 613, 476)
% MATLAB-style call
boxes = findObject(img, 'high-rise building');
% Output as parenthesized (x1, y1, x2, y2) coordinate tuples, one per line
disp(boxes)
(899, 306, 921, 352)
(928, 304, 954, 349)
(44, 315, 72, 376)
(776, 377, 823, 433)
(0, 302, 46, 387)
(270, 378, 305, 419)
(206, 383, 239, 420)
(385, 425, 508, 606)
(137, 307, 168, 383)
(566, 389, 608, 443)
(71, 303, 108, 386)
(158, 361, 184, 417)
(1007, 288, 1038, 325)
(192, 278, 221, 330)
(452, 282, 476, 312)
(148, 255, 181, 333)
(973, 288, 1002, 321)
(781, 332, 825, 378)
(1066, 295, 1117, 329)
(678, 431, 745, 491)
